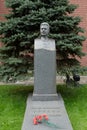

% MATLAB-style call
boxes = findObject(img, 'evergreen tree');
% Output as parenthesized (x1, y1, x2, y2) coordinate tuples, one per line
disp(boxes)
(0, 0, 86, 82)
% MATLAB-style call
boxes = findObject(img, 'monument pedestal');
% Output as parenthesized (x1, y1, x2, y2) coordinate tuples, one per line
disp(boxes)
(32, 39, 58, 101)
(22, 94, 73, 130)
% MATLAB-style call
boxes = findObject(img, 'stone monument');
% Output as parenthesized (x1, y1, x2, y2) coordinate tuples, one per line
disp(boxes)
(32, 22, 58, 101)
(22, 22, 73, 130)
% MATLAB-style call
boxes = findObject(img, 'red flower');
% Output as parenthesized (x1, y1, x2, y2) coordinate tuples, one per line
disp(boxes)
(33, 114, 61, 129)
(42, 114, 48, 120)
(33, 118, 38, 125)
(33, 114, 48, 125)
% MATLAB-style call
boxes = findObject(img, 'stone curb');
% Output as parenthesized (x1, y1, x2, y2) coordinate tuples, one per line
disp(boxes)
(0, 76, 87, 85)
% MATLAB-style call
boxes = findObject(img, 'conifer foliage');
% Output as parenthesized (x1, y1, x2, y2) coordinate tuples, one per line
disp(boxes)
(0, 0, 86, 81)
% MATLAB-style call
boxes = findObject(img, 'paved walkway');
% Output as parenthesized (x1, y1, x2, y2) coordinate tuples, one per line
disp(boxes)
(0, 76, 87, 85)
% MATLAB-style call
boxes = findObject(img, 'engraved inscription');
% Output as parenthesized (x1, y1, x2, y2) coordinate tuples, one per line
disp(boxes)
(32, 108, 62, 116)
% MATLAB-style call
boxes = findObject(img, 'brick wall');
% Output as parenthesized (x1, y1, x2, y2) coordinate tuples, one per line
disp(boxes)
(0, 0, 9, 46)
(0, 0, 87, 66)
(70, 0, 87, 66)
(0, 0, 9, 21)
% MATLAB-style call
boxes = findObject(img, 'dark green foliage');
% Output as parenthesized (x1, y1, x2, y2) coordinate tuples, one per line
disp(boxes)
(0, 0, 86, 82)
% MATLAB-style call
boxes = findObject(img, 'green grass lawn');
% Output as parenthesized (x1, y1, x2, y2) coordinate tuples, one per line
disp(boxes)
(0, 85, 33, 130)
(58, 84, 87, 130)
(0, 84, 87, 130)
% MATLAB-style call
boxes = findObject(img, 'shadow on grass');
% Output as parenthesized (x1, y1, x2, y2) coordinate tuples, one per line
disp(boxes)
(57, 84, 87, 103)
(0, 85, 33, 99)
(0, 84, 87, 101)
(9, 85, 33, 96)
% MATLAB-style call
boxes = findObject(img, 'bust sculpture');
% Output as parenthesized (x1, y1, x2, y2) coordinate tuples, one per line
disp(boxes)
(40, 22, 50, 39)
(33, 22, 58, 101)
(35, 22, 55, 50)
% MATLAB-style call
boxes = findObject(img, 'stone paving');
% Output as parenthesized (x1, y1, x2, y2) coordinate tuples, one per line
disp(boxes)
(22, 94, 73, 130)
(0, 76, 87, 85)
(15, 76, 87, 85)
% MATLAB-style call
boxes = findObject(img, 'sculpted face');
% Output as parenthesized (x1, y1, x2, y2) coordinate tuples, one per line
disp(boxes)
(40, 23, 50, 36)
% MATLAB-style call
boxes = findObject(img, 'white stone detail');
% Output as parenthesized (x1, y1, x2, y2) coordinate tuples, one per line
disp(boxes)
(34, 38, 55, 51)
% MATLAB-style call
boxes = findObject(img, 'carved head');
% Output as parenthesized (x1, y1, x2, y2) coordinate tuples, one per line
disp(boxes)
(40, 22, 50, 36)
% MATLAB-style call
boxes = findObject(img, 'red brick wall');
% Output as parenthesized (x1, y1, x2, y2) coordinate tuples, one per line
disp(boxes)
(0, 0, 8, 21)
(70, 0, 87, 66)
(0, 0, 87, 66)
(0, 0, 9, 46)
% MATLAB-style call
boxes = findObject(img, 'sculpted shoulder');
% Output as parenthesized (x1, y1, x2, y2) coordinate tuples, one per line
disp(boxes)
(34, 38, 55, 51)
(35, 38, 55, 42)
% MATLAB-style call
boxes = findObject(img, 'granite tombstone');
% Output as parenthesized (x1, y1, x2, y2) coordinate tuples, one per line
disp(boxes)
(22, 23, 73, 130)
(32, 22, 58, 101)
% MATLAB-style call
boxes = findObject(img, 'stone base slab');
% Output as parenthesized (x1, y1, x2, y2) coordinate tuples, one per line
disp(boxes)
(32, 93, 58, 101)
(22, 94, 73, 130)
